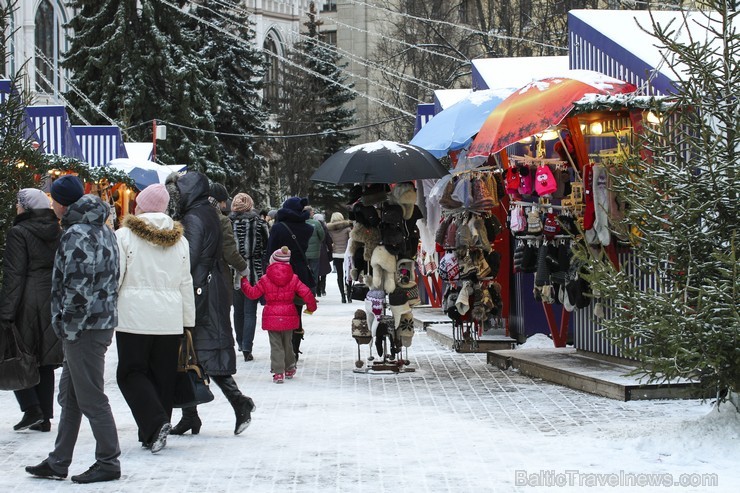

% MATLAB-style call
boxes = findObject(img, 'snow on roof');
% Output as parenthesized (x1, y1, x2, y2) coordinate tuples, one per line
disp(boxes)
(433, 89, 471, 111)
(471, 56, 569, 90)
(570, 9, 726, 82)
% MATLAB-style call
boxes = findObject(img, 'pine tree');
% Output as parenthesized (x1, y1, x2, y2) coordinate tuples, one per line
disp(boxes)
(271, 2, 356, 211)
(189, 0, 269, 201)
(576, 2, 739, 405)
(0, 2, 48, 280)
(62, 0, 220, 175)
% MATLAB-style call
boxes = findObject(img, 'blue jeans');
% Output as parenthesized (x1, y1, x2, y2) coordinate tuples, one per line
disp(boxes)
(233, 289, 258, 353)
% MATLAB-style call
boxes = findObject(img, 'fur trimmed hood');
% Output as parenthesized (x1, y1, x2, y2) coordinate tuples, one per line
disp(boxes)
(327, 219, 352, 232)
(122, 213, 184, 247)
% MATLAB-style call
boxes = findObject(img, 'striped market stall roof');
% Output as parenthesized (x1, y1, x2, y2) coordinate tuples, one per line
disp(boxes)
(568, 9, 724, 96)
(26, 105, 85, 161)
(73, 125, 128, 168)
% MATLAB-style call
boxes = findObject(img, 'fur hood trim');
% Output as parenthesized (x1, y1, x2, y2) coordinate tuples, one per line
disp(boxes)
(327, 219, 352, 232)
(123, 214, 184, 247)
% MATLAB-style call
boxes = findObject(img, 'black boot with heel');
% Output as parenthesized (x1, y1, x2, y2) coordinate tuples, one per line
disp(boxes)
(169, 406, 201, 435)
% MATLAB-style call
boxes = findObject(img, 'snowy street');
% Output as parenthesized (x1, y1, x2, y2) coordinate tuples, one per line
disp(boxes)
(0, 272, 737, 492)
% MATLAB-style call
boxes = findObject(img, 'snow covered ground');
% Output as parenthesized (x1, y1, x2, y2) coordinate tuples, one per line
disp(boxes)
(0, 272, 738, 492)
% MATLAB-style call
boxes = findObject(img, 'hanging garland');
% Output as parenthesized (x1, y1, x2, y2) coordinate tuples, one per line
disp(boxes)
(39, 155, 135, 189)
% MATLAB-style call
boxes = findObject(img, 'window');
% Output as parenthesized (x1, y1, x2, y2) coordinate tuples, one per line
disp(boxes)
(320, 30, 337, 48)
(321, 1, 337, 12)
(35, 0, 58, 94)
(263, 36, 281, 109)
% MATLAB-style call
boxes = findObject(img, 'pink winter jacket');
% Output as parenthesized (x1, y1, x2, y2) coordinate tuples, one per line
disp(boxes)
(240, 262, 317, 331)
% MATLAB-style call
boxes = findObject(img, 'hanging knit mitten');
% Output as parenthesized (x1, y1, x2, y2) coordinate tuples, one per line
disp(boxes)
(527, 208, 543, 234)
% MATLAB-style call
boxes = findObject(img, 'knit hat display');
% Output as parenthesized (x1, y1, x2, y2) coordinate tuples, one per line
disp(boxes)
(389, 302, 412, 329)
(534, 164, 558, 197)
(269, 246, 291, 264)
(209, 182, 229, 202)
(518, 165, 534, 196)
(136, 183, 170, 213)
(351, 309, 372, 344)
(231, 193, 254, 212)
(17, 188, 51, 210)
(543, 212, 561, 239)
(50, 175, 84, 206)
(527, 208, 543, 234)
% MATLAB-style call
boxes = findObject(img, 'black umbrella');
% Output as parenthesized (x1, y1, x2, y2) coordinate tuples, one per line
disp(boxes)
(310, 140, 449, 184)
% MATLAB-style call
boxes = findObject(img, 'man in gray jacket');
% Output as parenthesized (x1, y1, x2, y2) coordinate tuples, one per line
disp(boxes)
(25, 175, 121, 484)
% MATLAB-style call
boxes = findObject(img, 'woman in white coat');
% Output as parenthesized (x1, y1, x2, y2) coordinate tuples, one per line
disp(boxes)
(114, 184, 195, 453)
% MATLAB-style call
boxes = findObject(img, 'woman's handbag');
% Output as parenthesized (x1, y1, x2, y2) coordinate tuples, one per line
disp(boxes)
(173, 329, 214, 408)
(0, 322, 40, 391)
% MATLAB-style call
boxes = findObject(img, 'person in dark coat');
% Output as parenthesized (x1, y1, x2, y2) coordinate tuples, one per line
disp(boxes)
(208, 183, 248, 346)
(229, 192, 269, 362)
(0, 188, 62, 432)
(170, 172, 255, 436)
(313, 213, 333, 297)
(265, 197, 316, 360)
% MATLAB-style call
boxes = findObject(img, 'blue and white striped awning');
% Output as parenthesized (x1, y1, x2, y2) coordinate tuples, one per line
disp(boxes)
(73, 125, 128, 168)
(26, 105, 85, 161)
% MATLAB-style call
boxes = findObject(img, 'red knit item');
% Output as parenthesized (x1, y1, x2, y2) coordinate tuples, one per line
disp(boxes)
(583, 163, 595, 231)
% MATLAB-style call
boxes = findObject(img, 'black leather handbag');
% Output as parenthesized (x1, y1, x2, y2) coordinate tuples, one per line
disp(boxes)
(173, 330, 214, 408)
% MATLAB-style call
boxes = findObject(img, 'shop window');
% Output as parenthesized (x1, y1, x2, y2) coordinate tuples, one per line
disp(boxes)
(321, 1, 337, 12)
(35, 0, 59, 94)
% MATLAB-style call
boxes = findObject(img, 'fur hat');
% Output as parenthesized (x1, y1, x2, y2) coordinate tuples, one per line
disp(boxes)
(136, 184, 170, 214)
(370, 245, 397, 293)
(389, 182, 417, 220)
(350, 226, 381, 262)
(50, 175, 84, 206)
(360, 183, 389, 205)
(270, 246, 291, 264)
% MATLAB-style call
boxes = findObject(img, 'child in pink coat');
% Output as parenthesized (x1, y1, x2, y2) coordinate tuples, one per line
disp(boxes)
(241, 246, 317, 383)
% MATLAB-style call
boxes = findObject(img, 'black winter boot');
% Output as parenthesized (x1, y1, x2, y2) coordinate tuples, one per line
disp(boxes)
(170, 406, 201, 435)
(212, 375, 256, 435)
(14, 405, 44, 431)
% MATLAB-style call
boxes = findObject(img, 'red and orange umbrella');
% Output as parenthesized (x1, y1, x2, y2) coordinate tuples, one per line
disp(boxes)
(467, 70, 637, 157)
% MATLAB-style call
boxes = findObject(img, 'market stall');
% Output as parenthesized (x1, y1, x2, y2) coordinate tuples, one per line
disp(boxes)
(311, 140, 449, 373)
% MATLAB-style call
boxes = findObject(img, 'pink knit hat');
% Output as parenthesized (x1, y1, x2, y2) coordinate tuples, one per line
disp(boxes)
(269, 246, 291, 264)
(136, 184, 170, 214)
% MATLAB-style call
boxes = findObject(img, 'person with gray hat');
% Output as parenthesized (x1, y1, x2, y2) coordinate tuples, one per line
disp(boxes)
(0, 188, 62, 433)
(26, 175, 122, 484)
